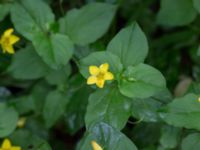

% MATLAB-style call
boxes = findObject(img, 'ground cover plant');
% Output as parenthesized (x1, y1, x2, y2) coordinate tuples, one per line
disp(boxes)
(0, 0, 200, 149)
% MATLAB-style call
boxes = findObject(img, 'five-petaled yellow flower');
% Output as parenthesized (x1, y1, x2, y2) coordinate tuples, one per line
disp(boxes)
(87, 63, 114, 88)
(91, 141, 103, 150)
(0, 28, 20, 54)
(0, 139, 21, 150)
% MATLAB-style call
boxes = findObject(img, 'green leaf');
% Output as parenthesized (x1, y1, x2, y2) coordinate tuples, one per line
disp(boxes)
(107, 23, 148, 67)
(43, 90, 69, 128)
(10, 129, 52, 150)
(85, 87, 131, 130)
(193, 0, 200, 13)
(59, 3, 116, 45)
(160, 93, 200, 130)
(11, 0, 54, 40)
(131, 97, 163, 122)
(8, 45, 50, 79)
(45, 64, 71, 85)
(119, 64, 166, 98)
(0, 103, 18, 137)
(78, 122, 138, 150)
(159, 125, 181, 149)
(65, 81, 91, 135)
(80, 51, 123, 78)
(32, 32, 74, 69)
(11, 0, 73, 69)
(0, 4, 10, 21)
(157, 0, 197, 26)
(181, 133, 200, 150)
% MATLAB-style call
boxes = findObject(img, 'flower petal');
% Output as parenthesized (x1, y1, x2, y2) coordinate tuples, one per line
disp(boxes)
(10, 35, 20, 44)
(100, 63, 109, 73)
(96, 79, 105, 88)
(104, 72, 114, 80)
(5, 45, 15, 54)
(89, 66, 100, 75)
(11, 146, 21, 150)
(91, 141, 103, 150)
(4, 28, 14, 37)
(87, 76, 97, 85)
(2, 139, 11, 149)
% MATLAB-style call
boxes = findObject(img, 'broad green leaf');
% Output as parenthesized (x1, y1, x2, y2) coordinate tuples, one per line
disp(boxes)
(181, 133, 200, 150)
(85, 87, 131, 130)
(11, 0, 73, 69)
(45, 64, 71, 85)
(0, 4, 10, 21)
(80, 51, 123, 79)
(107, 23, 148, 67)
(0, 103, 18, 137)
(59, 3, 116, 45)
(119, 64, 166, 98)
(43, 90, 69, 128)
(8, 46, 50, 79)
(32, 32, 74, 69)
(159, 125, 181, 149)
(11, 0, 54, 40)
(157, 0, 197, 26)
(193, 0, 200, 13)
(10, 129, 52, 150)
(159, 93, 200, 130)
(78, 122, 138, 150)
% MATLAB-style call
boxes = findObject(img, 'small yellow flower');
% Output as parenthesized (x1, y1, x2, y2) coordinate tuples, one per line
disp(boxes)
(87, 63, 114, 88)
(91, 141, 103, 150)
(0, 139, 21, 150)
(198, 97, 200, 102)
(0, 28, 20, 54)
(17, 117, 26, 128)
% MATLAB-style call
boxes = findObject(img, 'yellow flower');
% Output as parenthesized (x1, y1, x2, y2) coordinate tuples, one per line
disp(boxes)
(198, 97, 200, 102)
(17, 117, 26, 128)
(0, 139, 21, 150)
(91, 141, 103, 150)
(0, 28, 20, 54)
(87, 63, 114, 88)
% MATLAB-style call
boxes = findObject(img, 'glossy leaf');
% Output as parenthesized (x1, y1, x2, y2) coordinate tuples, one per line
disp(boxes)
(85, 87, 131, 130)
(78, 122, 138, 150)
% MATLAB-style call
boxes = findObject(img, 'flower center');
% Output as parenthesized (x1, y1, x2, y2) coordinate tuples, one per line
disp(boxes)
(97, 72, 105, 80)
(2, 37, 10, 46)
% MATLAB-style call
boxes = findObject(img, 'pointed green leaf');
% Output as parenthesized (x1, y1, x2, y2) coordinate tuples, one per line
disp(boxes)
(11, 0, 54, 40)
(107, 23, 148, 67)
(59, 3, 116, 45)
